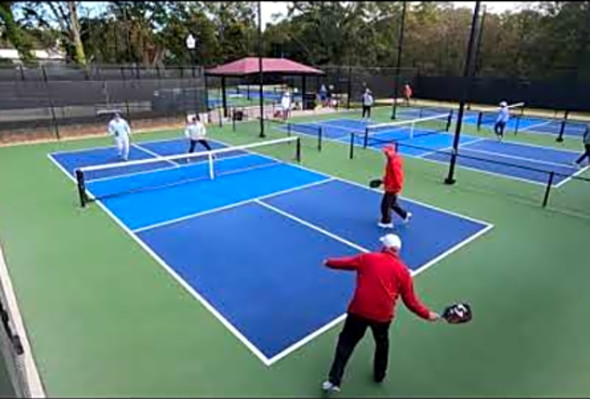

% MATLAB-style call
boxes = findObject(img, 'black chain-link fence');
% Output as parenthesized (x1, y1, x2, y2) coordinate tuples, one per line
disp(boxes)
(0, 64, 207, 144)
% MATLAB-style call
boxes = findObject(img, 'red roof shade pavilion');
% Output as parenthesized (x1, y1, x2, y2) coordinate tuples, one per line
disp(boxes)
(205, 57, 324, 76)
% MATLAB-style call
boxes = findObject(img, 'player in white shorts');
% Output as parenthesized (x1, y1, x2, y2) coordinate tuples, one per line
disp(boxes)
(108, 113, 132, 161)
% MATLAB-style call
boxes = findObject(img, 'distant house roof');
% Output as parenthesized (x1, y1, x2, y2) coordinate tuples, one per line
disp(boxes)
(206, 57, 324, 76)
(0, 48, 65, 63)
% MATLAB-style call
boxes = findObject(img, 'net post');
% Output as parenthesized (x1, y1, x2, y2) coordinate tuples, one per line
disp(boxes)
(363, 127, 369, 148)
(287, 123, 291, 137)
(318, 126, 323, 152)
(349, 133, 355, 159)
(514, 115, 521, 135)
(232, 107, 236, 132)
(542, 172, 555, 207)
(476, 112, 483, 130)
(556, 120, 566, 142)
(218, 108, 223, 128)
(75, 169, 87, 207)
(446, 110, 453, 131)
(208, 152, 215, 179)
(296, 137, 301, 162)
(395, 141, 399, 153)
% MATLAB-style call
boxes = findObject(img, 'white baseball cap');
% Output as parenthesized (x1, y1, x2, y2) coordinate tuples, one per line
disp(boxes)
(499, 101, 507, 107)
(380, 234, 402, 251)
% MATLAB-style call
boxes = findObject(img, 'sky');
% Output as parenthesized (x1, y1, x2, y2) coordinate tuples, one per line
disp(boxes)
(260, 2, 528, 29)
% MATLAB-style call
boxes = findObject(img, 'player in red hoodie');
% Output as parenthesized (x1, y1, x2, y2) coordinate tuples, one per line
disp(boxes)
(321, 234, 440, 393)
(379, 144, 411, 229)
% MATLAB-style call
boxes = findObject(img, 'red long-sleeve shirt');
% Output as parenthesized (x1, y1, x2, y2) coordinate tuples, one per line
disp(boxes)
(325, 249, 431, 323)
(383, 150, 404, 193)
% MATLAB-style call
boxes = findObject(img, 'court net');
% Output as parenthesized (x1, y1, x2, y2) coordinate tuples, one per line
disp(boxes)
(363, 113, 452, 148)
(75, 137, 301, 207)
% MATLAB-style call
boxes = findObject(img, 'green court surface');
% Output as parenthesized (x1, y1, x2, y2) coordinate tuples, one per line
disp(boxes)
(0, 106, 590, 397)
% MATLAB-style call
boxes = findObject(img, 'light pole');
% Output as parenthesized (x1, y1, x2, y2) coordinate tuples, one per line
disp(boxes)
(186, 33, 197, 116)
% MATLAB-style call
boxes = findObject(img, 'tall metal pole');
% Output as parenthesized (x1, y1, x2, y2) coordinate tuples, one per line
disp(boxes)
(444, 0, 482, 185)
(258, 1, 265, 138)
(391, 0, 407, 120)
(473, 4, 487, 77)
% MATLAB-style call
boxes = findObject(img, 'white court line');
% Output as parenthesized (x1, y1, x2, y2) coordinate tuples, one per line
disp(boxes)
(131, 143, 179, 167)
(553, 164, 590, 189)
(415, 137, 486, 159)
(255, 200, 369, 253)
(133, 178, 335, 233)
(0, 244, 46, 398)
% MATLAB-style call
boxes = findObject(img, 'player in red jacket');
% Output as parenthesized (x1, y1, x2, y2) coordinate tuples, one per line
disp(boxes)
(321, 234, 440, 392)
(379, 145, 412, 229)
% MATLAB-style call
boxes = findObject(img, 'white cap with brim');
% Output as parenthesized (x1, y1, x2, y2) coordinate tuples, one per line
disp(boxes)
(499, 101, 508, 107)
(380, 234, 402, 251)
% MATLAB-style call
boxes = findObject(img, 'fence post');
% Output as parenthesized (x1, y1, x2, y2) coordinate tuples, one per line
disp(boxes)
(514, 116, 521, 135)
(42, 65, 60, 140)
(542, 172, 555, 207)
(556, 120, 566, 142)
(18, 64, 25, 81)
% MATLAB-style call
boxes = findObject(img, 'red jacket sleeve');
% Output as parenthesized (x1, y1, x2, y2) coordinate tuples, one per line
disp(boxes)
(383, 155, 404, 193)
(325, 254, 364, 271)
(398, 267, 431, 319)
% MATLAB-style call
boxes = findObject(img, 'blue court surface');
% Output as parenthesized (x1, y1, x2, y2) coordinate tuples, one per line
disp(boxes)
(276, 118, 585, 186)
(49, 137, 492, 365)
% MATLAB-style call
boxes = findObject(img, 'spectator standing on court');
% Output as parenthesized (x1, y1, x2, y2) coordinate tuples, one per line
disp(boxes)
(108, 112, 131, 161)
(319, 84, 328, 107)
(574, 124, 590, 168)
(403, 83, 413, 106)
(280, 90, 292, 120)
(321, 233, 440, 393)
(362, 88, 374, 120)
(494, 101, 510, 141)
(379, 145, 412, 229)
(185, 114, 212, 153)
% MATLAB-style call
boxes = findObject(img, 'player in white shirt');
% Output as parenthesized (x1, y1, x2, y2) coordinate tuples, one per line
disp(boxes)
(494, 101, 510, 142)
(185, 115, 212, 153)
(280, 91, 292, 120)
(108, 113, 131, 161)
(362, 88, 374, 120)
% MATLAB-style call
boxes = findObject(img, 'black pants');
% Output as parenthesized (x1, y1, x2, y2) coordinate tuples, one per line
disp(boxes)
(494, 121, 506, 137)
(188, 139, 212, 153)
(380, 192, 408, 224)
(576, 144, 590, 165)
(362, 105, 372, 118)
(328, 313, 391, 386)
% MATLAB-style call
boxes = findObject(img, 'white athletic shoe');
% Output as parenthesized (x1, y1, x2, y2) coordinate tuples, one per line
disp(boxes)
(573, 161, 581, 169)
(378, 222, 394, 229)
(403, 212, 413, 224)
(322, 381, 341, 393)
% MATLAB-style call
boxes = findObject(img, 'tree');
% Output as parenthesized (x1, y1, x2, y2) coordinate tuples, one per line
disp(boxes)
(0, 2, 34, 64)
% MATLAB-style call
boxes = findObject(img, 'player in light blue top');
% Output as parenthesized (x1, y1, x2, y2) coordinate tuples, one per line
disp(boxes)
(494, 101, 509, 141)
(108, 112, 131, 161)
